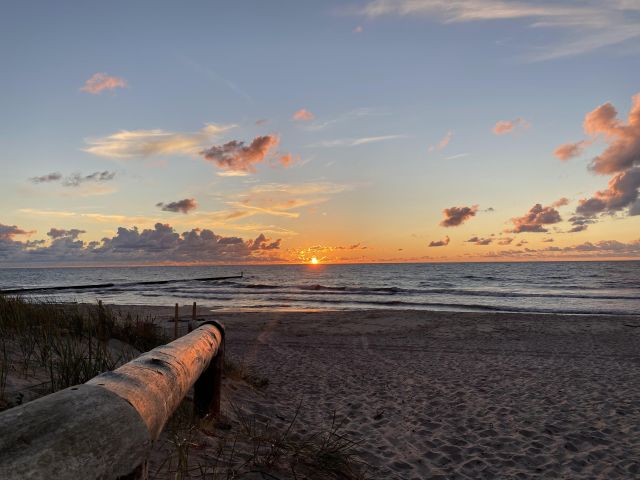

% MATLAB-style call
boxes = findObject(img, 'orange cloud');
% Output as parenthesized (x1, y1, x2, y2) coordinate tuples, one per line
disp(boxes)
(278, 153, 297, 167)
(429, 131, 452, 152)
(293, 109, 314, 121)
(554, 141, 589, 160)
(551, 197, 569, 208)
(555, 93, 640, 174)
(510, 203, 562, 233)
(493, 118, 529, 135)
(80, 73, 127, 94)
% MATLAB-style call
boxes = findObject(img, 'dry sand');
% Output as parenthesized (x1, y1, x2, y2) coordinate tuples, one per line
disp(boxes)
(122, 306, 640, 478)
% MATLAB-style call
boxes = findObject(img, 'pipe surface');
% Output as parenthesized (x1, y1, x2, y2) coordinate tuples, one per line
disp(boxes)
(0, 323, 224, 479)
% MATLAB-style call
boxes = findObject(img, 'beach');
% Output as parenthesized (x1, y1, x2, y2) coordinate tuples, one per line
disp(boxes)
(132, 306, 640, 479)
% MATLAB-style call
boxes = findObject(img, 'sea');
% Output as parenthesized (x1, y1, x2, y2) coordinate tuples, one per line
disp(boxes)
(0, 261, 639, 315)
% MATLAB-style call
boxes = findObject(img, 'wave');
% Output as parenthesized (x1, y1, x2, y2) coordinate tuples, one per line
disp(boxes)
(178, 282, 639, 301)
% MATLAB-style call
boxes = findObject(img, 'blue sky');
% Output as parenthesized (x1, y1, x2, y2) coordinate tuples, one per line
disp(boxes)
(1, 0, 639, 264)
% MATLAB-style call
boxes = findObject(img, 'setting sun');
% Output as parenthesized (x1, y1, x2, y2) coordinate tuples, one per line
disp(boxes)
(310, 257, 319, 265)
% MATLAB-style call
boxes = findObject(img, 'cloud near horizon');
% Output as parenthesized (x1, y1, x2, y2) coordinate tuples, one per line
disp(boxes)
(483, 238, 640, 259)
(156, 198, 198, 214)
(466, 236, 492, 245)
(80, 73, 127, 94)
(440, 205, 478, 227)
(0, 222, 282, 265)
(84, 124, 234, 159)
(46, 228, 86, 240)
(429, 236, 450, 247)
(0, 223, 32, 240)
(493, 118, 529, 135)
(510, 202, 563, 233)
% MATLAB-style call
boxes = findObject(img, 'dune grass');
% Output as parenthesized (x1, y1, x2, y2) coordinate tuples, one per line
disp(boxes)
(0, 295, 166, 409)
(153, 396, 371, 480)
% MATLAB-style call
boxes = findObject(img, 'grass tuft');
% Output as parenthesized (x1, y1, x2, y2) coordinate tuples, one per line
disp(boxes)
(0, 295, 166, 410)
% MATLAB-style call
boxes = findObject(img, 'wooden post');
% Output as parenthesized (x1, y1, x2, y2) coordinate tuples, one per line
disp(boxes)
(189, 302, 197, 333)
(174, 303, 179, 339)
(97, 300, 105, 339)
(194, 321, 225, 418)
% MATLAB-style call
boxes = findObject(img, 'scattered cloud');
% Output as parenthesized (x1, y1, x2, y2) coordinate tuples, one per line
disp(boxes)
(429, 131, 452, 152)
(353, 25, 364, 33)
(80, 73, 127, 94)
(30, 171, 116, 187)
(30, 172, 62, 184)
(217, 170, 250, 177)
(429, 236, 450, 247)
(556, 93, 640, 226)
(576, 167, 640, 217)
(0, 223, 32, 240)
(62, 171, 116, 187)
(293, 109, 314, 121)
(510, 202, 562, 233)
(200, 135, 279, 173)
(310, 134, 407, 148)
(157, 198, 198, 214)
(85, 124, 234, 159)
(493, 118, 529, 135)
(47, 228, 85, 239)
(498, 237, 514, 245)
(445, 153, 469, 160)
(568, 225, 587, 233)
(228, 182, 350, 218)
(278, 153, 297, 168)
(466, 236, 492, 245)
(586, 95, 640, 175)
(551, 197, 570, 208)
(304, 107, 384, 131)
(556, 94, 640, 173)
(355, 0, 640, 61)
(440, 205, 478, 227)
(554, 140, 590, 161)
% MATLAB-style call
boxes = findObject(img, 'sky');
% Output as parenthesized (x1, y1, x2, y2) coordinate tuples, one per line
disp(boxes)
(1, 0, 640, 266)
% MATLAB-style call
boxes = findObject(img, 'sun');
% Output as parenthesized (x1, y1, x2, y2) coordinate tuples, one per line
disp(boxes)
(310, 257, 319, 265)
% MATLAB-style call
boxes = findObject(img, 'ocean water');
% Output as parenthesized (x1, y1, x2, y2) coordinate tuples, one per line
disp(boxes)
(0, 262, 639, 315)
